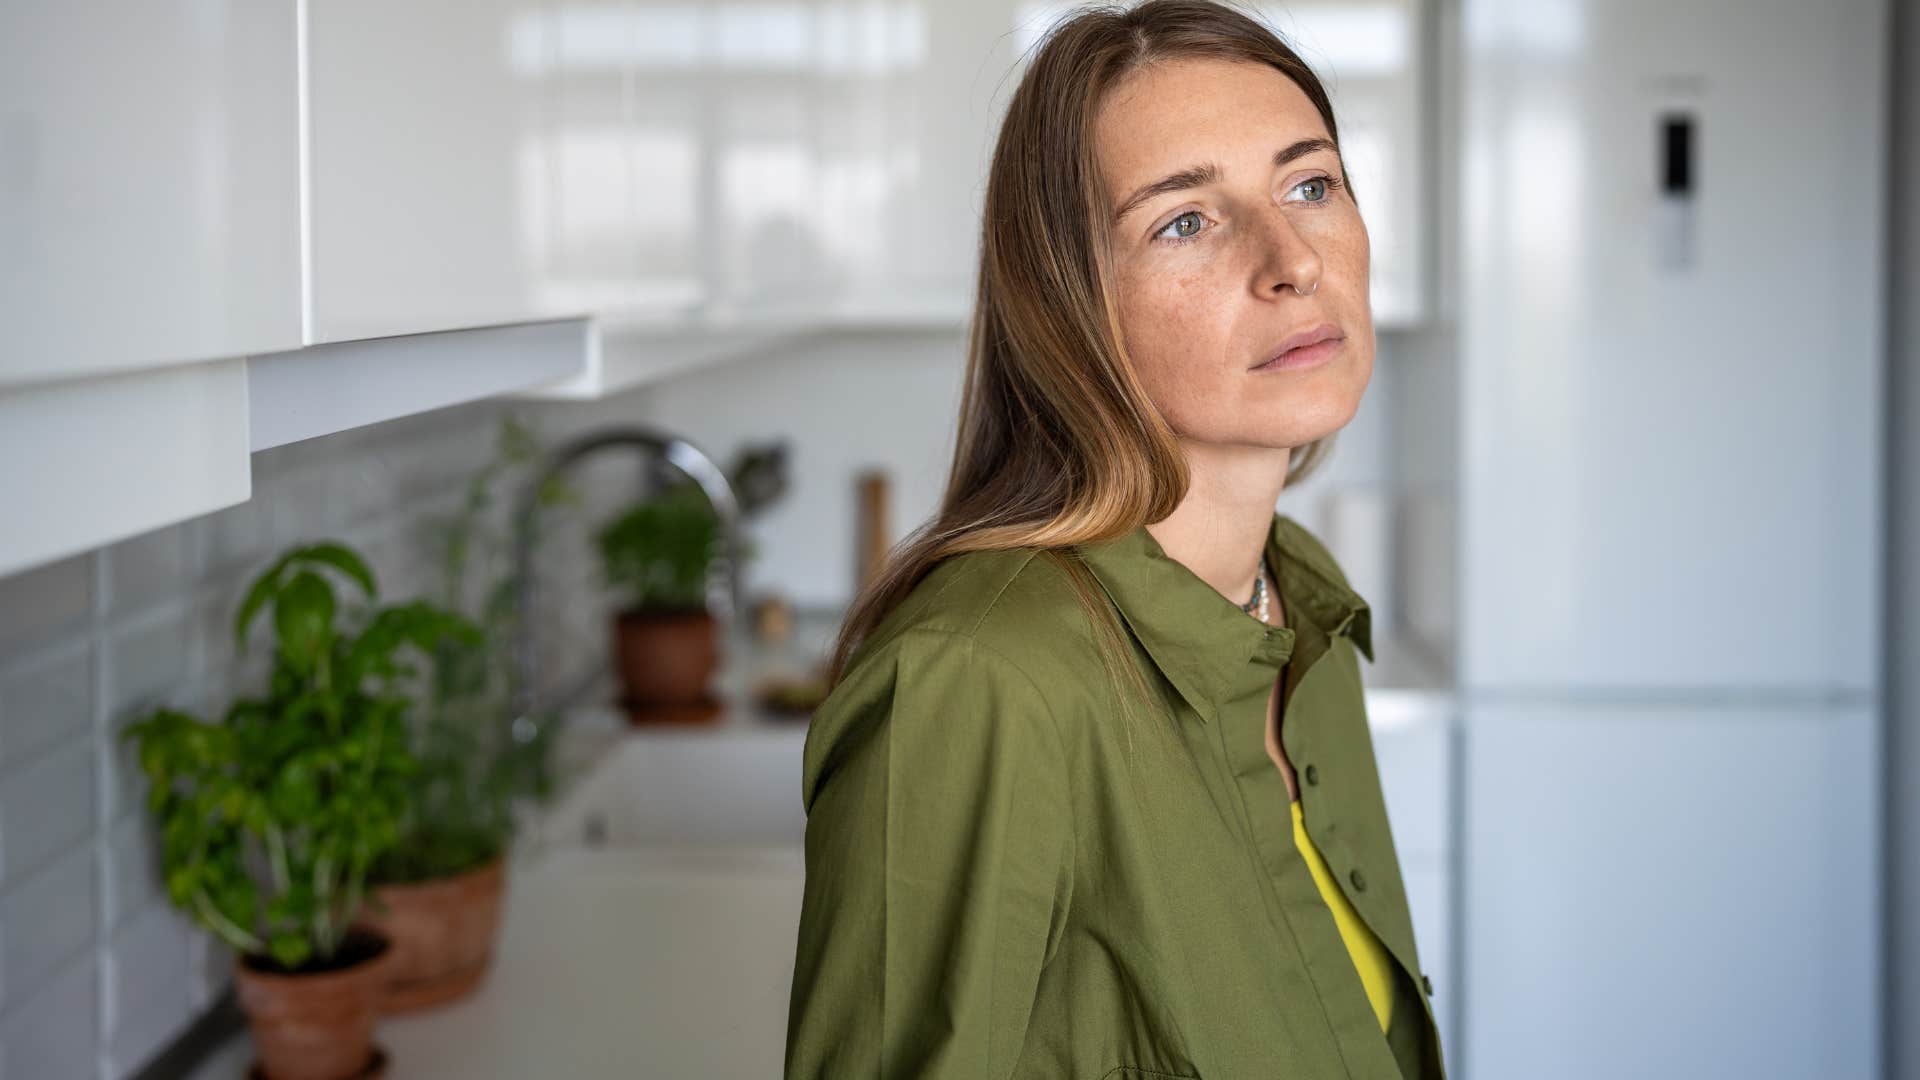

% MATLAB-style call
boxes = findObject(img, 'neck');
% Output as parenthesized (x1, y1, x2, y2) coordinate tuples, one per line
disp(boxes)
(1144, 440, 1290, 610)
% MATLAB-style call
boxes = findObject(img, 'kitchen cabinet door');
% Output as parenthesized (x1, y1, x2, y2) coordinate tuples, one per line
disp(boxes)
(1462, 700, 1879, 1080)
(0, 359, 250, 578)
(0, 1, 302, 387)
(306, 0, 551, 343)
(548, 0, 835, 321)
(538, 1, 708, 320)
(820, 1, 999, 321)
(703, 1, 828, 316)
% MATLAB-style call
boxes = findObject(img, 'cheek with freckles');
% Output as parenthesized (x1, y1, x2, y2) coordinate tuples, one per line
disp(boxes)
(1115, 266, 1241, 437)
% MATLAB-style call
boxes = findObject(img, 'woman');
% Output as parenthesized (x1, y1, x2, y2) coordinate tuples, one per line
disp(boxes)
(785, 2, 1445, 1078)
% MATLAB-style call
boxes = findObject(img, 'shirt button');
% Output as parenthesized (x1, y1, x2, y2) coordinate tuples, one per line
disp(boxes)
(1349, 867, 1367, 891)
(1262, 627, 1276, 640)
(1304, 763, 1319, 786)
(1421, 974, 1435, 996)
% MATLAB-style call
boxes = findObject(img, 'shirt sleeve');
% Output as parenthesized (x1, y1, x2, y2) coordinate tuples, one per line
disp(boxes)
(784, 627, 1075, 1080)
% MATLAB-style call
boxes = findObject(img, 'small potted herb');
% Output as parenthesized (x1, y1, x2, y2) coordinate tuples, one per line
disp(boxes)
(595, 480, 728, 722)
(122, 542, 478, 1080)
(356, 415, 548, 1011)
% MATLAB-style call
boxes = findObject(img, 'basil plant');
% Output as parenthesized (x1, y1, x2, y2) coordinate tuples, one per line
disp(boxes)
(122, 542, 480, 972)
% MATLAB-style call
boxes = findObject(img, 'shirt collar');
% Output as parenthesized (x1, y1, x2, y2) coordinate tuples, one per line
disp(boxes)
(1073, 512, 1373, 724)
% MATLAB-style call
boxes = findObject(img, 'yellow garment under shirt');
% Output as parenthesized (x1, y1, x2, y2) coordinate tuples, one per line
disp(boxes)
(1291, 796, 1395, 1031)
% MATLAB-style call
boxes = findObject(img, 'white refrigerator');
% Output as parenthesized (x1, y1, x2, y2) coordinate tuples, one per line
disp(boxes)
(1453, 0, 1888, 1077)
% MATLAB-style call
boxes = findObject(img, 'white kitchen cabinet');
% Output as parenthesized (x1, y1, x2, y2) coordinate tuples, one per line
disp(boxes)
(306, 0, 552, 343)
(247, 317, 590, 452)
(0, 360, 251, 577)
(0, 1, 302, 387)
(536, 2, 706, 319)
(520, 0, 976, 400)
(705, 1, 831, 313)
(829, 1, 996, 319)
(1462, 701, 1879, 1080)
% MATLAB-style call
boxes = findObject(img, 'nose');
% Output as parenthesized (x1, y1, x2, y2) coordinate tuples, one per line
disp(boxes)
(1252, 204, 1323, 299)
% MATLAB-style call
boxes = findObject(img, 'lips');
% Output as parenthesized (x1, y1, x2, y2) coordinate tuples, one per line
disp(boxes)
(1251, 323, 1345, 370)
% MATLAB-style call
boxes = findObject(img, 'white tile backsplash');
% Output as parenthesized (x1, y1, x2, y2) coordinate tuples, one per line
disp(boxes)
(106, 525, 192, 620)
(0, 643, 92, 768)
(1, 952, 97, 1080)
(194, 496, 274, 582)
(106, 610, 193, 720)
(101, 731, 147, 849)
(103, 815, 158, 933)
(0, 553, 92, 662)
(1, 845, 95, 1012)
(102, 609, 196, 829)
(184, 923, 234, 1014)
(262, 461, 353, 547)
(0, 739, 95, 885)
(102, 903, 192, 1078)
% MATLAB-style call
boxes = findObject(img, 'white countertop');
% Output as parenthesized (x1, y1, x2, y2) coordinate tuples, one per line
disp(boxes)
(189, 843, 807, 1079)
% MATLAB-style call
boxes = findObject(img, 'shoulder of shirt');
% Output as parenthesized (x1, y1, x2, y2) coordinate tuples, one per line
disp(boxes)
(838, 545, 1107, 704)
(805, 549, 1096, 804)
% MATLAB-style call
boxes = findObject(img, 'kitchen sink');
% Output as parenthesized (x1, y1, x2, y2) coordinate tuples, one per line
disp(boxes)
(535, 716, 811, 850)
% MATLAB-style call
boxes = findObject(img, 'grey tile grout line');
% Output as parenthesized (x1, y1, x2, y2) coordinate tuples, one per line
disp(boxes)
(181, 519, 211, 1019)
(92, 546, 113, 1080)
(0, 642, 94, 790)
(0, 626, 91, 705)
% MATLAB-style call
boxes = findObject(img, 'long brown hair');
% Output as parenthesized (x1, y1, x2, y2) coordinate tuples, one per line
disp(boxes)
(825, 0, 1351, 706)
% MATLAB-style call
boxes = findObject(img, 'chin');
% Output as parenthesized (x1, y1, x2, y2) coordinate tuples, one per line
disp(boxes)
(1277, 389, 1365, 445)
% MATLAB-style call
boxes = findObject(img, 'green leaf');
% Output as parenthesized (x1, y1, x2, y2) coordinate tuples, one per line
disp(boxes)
(268, 756, 322, 821)
(233, 553, 293, 649)
(164, 866, 199, 907)
(267, 932, 310, 971)
(293, 541, 378, 600)
(595, 483, 722, 612)
(273, 572, 336, 673)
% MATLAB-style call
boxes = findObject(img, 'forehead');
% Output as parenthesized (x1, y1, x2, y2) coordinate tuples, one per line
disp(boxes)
(1095, 56, 1328, 181)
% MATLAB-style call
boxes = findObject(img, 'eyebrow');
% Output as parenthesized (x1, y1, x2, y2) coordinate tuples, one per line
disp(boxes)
(1111, 137, 1340, 224)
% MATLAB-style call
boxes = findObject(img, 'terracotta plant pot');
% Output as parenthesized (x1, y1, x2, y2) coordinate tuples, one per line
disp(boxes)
(233, 928, 392, 1080)
(612, 607, 720, 721)
(355, 855, 508, 1013)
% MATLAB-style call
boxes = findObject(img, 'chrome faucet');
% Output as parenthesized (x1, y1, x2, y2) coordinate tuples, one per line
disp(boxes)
(505, 425, 745, 739)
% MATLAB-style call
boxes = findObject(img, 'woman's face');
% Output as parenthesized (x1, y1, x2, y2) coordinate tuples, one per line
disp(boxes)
(1096, 57, 1373, 451)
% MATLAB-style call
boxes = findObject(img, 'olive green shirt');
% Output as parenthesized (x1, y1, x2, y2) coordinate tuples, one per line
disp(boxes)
(786, 512, 1448, 1080)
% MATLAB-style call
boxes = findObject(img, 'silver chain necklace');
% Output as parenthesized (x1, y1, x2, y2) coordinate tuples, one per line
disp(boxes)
(1239, 557, 1271, 622)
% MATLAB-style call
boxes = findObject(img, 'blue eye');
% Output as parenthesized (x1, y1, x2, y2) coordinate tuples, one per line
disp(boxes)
(1289, 175, 1344, 203)
(1156, 210, 1207, 245)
